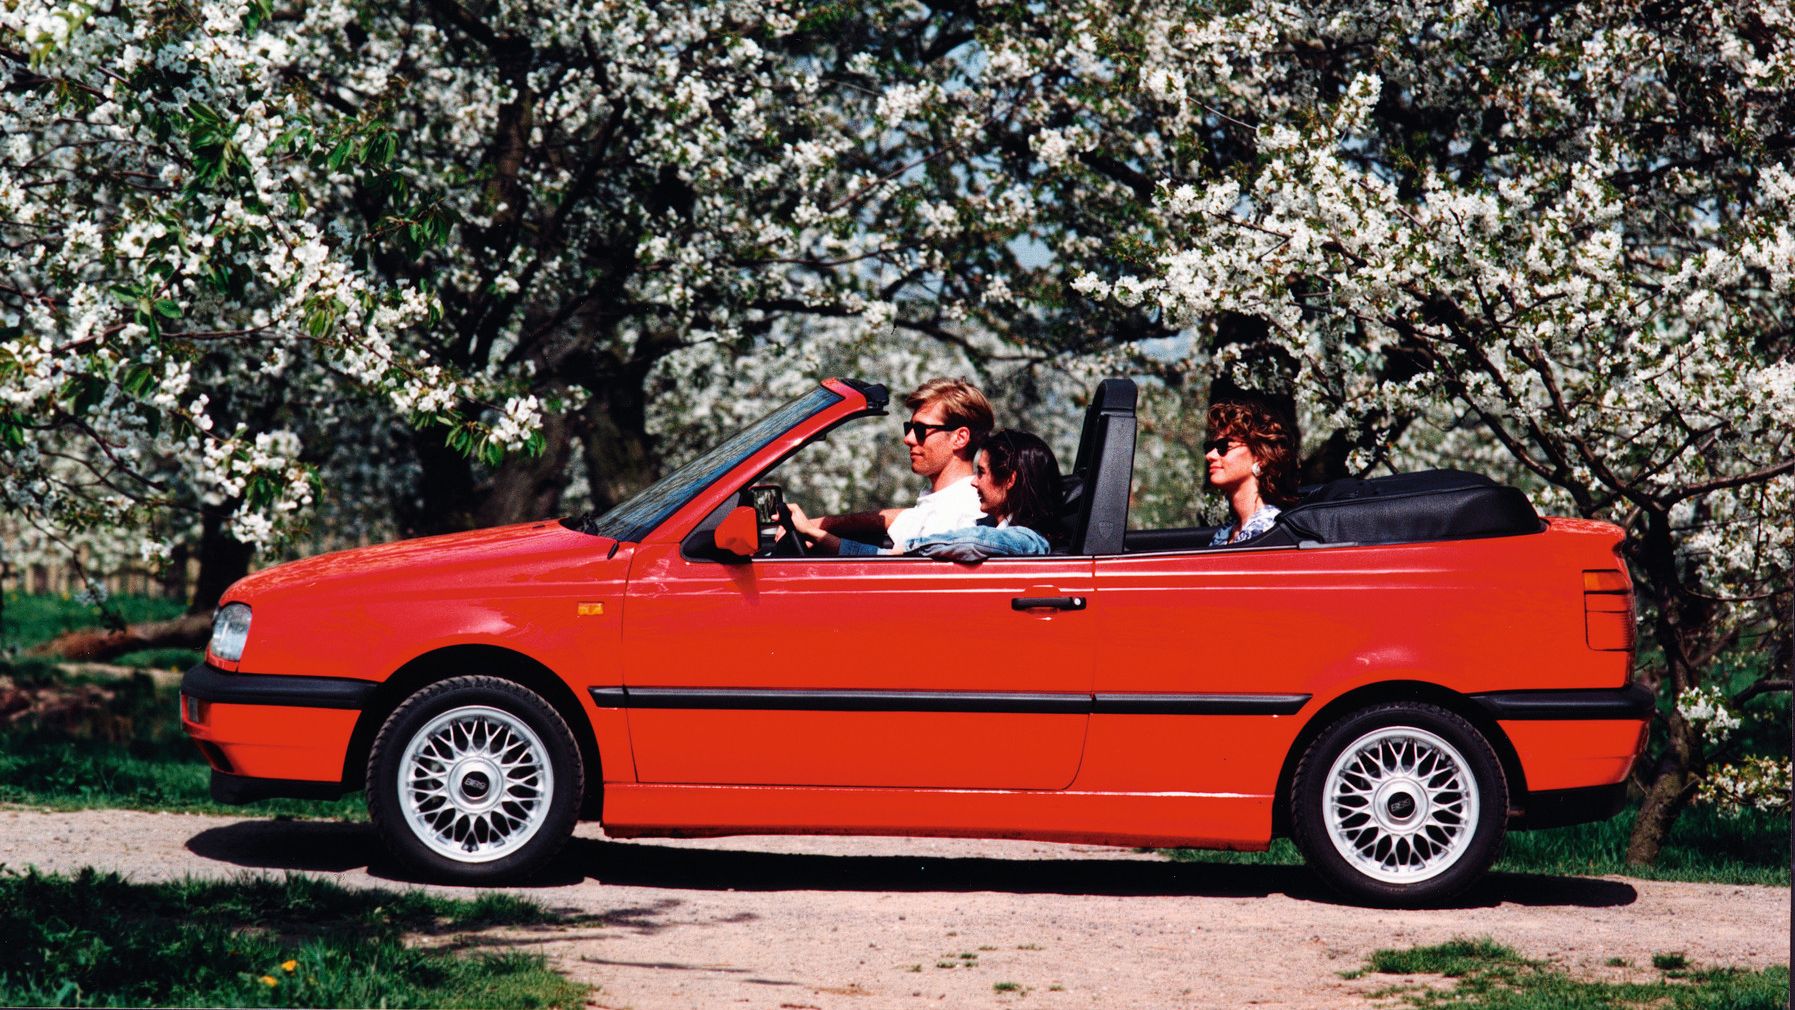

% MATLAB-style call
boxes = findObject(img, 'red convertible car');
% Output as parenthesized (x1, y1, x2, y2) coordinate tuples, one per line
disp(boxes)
(181, 378, 1649, 905)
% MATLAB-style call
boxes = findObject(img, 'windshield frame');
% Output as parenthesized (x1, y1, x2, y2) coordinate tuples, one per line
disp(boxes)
(572, 386, 846, 543)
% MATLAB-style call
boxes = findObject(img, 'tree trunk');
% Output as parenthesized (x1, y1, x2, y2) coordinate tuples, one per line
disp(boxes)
(1623, 509, 1718, 865)
(579, 374, 660, 514)
(396, 426, 482, 538)
(29, 611, 213, 662)
(159, 541, 189, 602)
(475, 408, 579, 527)
(188, 506, 255, 614)
(1626, 712, 1697, 864)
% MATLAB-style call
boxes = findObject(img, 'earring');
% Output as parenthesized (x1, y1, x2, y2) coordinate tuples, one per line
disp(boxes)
(1251, 463, 1262, 477)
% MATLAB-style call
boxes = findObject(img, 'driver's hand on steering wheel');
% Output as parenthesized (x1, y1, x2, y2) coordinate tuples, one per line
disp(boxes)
(786, 503, 824, 542)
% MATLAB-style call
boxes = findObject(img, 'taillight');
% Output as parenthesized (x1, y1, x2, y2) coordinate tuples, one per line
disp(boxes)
(1583, 569, 1635, 651)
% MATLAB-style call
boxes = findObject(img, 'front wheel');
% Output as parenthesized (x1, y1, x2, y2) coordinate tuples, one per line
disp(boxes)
(1290, 703, 1507, 906)
(367, 676, 583, 884)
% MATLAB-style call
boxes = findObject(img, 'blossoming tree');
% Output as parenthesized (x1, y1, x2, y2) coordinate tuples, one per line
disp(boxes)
(0, 1, 1049, 596)
(1038, 1, 1793, 861)
(4, 0, 1788, 862)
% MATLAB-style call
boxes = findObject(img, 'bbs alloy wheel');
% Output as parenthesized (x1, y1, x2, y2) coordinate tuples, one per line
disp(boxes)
(368, 676, 583, 883)
(1291, 703, 1506, 906)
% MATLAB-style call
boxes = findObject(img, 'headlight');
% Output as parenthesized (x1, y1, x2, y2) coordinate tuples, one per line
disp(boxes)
(209, 603, 252, 662)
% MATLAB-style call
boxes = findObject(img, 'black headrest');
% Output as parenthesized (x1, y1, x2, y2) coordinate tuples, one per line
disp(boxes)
(1072, 378, 1138, 477)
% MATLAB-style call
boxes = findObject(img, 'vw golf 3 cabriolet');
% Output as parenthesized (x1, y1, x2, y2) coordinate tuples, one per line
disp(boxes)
(181, 378, 1649, 905)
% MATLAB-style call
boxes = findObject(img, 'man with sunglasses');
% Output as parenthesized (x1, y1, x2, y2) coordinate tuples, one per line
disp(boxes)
(791, 377, 994, 555)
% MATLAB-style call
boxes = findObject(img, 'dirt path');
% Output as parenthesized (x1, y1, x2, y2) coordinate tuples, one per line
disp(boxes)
(1, 807, 1786, 1009)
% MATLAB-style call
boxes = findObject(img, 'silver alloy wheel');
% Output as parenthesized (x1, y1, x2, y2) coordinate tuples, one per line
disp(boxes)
(1321, 725, 1479, 884)
(397, 704, 554, 863)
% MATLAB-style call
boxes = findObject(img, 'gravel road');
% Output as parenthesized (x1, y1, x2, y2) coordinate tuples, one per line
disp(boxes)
(0, 807, 1786, 1009)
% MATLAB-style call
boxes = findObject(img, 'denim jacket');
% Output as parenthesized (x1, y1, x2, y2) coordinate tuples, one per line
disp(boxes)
(905, 522, 1051, 561)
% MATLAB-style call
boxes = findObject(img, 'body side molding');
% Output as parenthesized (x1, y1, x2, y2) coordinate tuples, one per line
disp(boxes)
(590, 686, 1310, 716)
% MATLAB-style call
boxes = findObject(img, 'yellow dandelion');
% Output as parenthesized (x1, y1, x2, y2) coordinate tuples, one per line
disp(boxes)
(281, 960, 298, 973)
(259, 976, 279, 987)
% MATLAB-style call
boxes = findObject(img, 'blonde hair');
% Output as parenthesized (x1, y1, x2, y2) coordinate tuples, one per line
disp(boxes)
(905, 377, 994, 454)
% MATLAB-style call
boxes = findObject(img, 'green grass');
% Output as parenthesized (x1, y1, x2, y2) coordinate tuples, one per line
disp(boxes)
(0, 592, 203, 671)
(1354, 937, 1788, 1009)
(1364, 937, 1523, 977)
(1162, 804, 1789, 886)
(0, 658, 365, 819)
(113, 646, 206, 671)
(0, 868, 588, 1008)
(1, 591, 188, 651)
(1497, 806, 1788, 886)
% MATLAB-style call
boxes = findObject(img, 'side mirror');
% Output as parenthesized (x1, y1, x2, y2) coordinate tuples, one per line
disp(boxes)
(713, 505, 760, 557)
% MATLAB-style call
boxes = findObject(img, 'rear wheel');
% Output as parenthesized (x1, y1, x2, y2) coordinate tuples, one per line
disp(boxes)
(1291, 703, 1506, 906)
(367, 676, 583, 884)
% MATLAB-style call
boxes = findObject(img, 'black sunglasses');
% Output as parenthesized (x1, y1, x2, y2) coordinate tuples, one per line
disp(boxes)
(1203, 437, 1239, 455)
(902, 420, 959, 440)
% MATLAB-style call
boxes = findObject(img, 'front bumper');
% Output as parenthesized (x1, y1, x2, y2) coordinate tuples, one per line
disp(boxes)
(181, 662, 373, 799)
(181, 662, 376, 709)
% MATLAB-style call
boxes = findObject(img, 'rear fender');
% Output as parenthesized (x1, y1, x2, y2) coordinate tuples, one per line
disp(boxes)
(1271, 680, 1528, 837)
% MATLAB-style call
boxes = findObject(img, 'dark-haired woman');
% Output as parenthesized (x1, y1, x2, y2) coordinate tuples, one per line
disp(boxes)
(1205, 396, 1300, 546)
(905, 429, 1062, 560)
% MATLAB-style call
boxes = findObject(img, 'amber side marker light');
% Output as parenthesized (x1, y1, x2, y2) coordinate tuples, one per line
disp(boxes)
(1583, 569, 1635, 651)
(577, 602, 606, 617)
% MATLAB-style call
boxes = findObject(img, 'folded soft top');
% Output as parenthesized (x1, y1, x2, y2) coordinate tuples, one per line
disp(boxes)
(1266, 469, 1543, 546)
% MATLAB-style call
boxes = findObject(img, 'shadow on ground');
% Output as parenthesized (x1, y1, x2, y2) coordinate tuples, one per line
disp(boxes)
(184, 820, 1638, 910)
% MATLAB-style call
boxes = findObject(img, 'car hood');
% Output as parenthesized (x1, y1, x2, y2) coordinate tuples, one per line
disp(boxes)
(224, 520, 619, 604)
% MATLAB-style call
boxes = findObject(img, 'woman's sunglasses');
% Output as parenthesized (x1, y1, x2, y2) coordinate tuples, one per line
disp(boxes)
(1204, 437, 1239, 455)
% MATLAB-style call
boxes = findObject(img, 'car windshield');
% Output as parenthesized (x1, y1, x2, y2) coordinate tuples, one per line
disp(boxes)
(571, 386, 843, 542)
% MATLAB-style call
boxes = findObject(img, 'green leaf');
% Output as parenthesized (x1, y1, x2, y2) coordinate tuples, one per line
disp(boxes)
(153, 299, 182, 319)
(64, 374, 107, 416)
(120, 363, 157, 397)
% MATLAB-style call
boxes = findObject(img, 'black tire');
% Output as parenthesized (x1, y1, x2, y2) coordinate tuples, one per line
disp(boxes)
(367, 676, 583, 884)
(1290, 702, 1507, 907)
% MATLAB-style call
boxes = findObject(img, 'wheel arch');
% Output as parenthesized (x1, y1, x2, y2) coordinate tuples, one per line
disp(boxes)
(342, 644, 604, 819)
(1270, 679, 1527, 838)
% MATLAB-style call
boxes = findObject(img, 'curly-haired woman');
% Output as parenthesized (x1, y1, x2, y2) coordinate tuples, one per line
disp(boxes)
(1204, 395, 1301, 546)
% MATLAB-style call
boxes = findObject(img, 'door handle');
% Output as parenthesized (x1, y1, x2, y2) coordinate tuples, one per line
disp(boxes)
(1011, 595, 1087, 611)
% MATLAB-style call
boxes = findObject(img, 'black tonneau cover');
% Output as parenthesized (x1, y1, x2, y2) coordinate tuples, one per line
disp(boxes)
(1269, 469, 1542, 546)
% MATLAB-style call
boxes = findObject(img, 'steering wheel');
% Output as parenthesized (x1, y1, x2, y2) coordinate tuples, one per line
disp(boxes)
(775, 499, 808, 558)
(746, 484, 809, 558)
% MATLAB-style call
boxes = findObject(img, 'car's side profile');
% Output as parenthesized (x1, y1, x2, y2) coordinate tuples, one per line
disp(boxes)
(181, 377, 1650, 905)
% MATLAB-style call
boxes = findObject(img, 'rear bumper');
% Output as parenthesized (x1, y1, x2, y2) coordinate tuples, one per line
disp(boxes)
(1511, 781, 1630, 830)
(181, 662, 369, 789)
(1472, 684, 1653, 798)
(1469, 684, 1654, 721)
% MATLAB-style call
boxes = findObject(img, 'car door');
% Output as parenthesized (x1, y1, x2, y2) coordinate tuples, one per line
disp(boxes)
(617, 542, 1096, 789)
(1081, 546, 1347, 799)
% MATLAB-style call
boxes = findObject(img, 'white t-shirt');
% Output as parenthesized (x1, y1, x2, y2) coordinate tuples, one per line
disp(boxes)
(886, 475, 985, 551)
